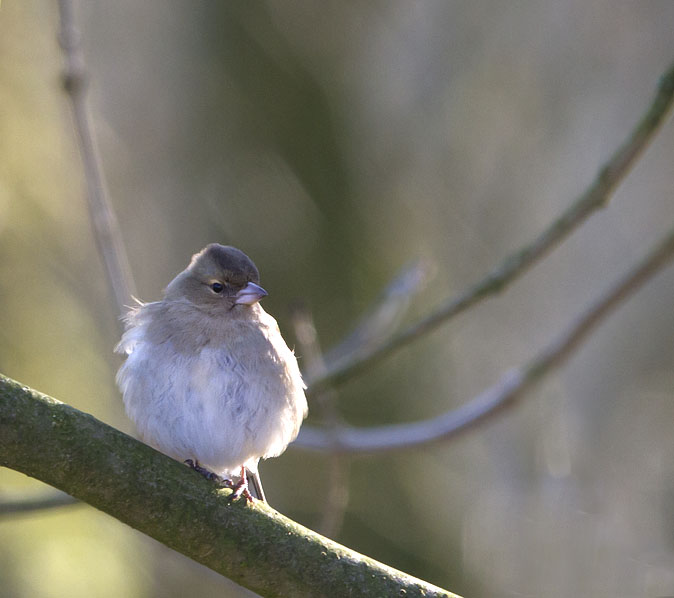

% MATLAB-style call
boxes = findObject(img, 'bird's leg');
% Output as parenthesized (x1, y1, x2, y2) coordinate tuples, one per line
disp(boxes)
(230, 465, 254, 503)
(184, 459, 231, 486)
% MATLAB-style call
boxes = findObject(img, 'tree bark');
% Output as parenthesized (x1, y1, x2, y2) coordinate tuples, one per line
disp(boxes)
(0, 374, 460, 598)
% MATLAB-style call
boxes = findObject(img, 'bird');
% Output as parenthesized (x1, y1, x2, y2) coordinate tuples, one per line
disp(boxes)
(115, 244, 308, 502)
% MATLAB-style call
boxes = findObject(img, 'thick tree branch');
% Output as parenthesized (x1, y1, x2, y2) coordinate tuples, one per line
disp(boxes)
(296, 221, 674, 453)
(0, 375, 460, 598)
(306, 60, 674, 395)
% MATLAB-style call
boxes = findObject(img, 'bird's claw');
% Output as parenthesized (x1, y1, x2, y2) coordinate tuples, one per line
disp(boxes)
(184, 459, 228, 485)
(184, 460, 254, 503)
(230, 478, 254, 503)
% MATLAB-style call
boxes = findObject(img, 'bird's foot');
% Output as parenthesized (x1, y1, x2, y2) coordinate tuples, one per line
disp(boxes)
(227, 465, 254, 503)
(185, 460, 253, 503)
(184, 459, 229, 485)
(229, 477, 254, 503)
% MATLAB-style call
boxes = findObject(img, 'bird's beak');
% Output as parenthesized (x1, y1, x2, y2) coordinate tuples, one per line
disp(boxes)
(234, 282, 268, 305)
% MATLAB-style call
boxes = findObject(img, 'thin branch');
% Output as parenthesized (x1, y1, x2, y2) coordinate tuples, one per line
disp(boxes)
(0, 490, 80, 516)
(0, 375, 460, 598)
(295, 221, 674, 453)
(307, 60, 674, 394)
(322, 259, 432, 368)
(57, 0, 137, 316)
(16, 0, 141, 518)
(292, 305, 350, 537)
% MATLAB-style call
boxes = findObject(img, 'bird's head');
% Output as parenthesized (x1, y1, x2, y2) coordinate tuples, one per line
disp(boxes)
(165, 244, 267, 312)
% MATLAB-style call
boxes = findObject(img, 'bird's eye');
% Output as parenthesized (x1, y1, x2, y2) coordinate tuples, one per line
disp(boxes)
(211, 282, 224, 294)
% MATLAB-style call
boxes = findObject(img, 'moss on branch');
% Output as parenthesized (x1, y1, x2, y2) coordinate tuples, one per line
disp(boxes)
(0, 374, 460, 598)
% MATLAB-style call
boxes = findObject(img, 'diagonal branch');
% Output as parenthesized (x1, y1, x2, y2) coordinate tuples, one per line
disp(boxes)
(0, 490, 79, 516)
(20, 0, 142, 518)
(322, 260, 432, 367)
(296, 221, 674, 453)
(0, 374, 460, 598)
(57, 0, 137, 317)
(307, 60, 674, 395)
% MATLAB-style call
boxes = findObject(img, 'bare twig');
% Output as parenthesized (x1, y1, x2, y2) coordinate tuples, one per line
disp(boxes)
(296, 221, 674, 453)
(308, 60, 674, 395)
(320, 260, 432, 371)
(9, 0, 141, 519)
(57, 0, 137, 316)
(291, 303, 340, 423)
(320, 456, 351, 536)
(0, 490, 79, 516)
(292, 304, 351, 537)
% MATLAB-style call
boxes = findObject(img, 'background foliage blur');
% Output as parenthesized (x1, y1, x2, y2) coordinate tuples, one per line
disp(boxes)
(1, 2, 674, 597)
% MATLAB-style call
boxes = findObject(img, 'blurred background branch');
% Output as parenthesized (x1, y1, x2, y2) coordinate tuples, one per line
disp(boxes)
(296, 60, 674, 453)
(0, 490, 79, 517)
(291, 303, 350, 537)
(297, 221, 674, 452)
(0, 0, 142, 522)
(306, 59, 674, 396)
(57, 0, 136, 317)
(320, 259, 433, 369)
(293, 260, 431, 535)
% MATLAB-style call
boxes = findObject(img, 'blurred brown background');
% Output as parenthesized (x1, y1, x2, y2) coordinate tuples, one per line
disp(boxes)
(1, 2, 674, 597)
